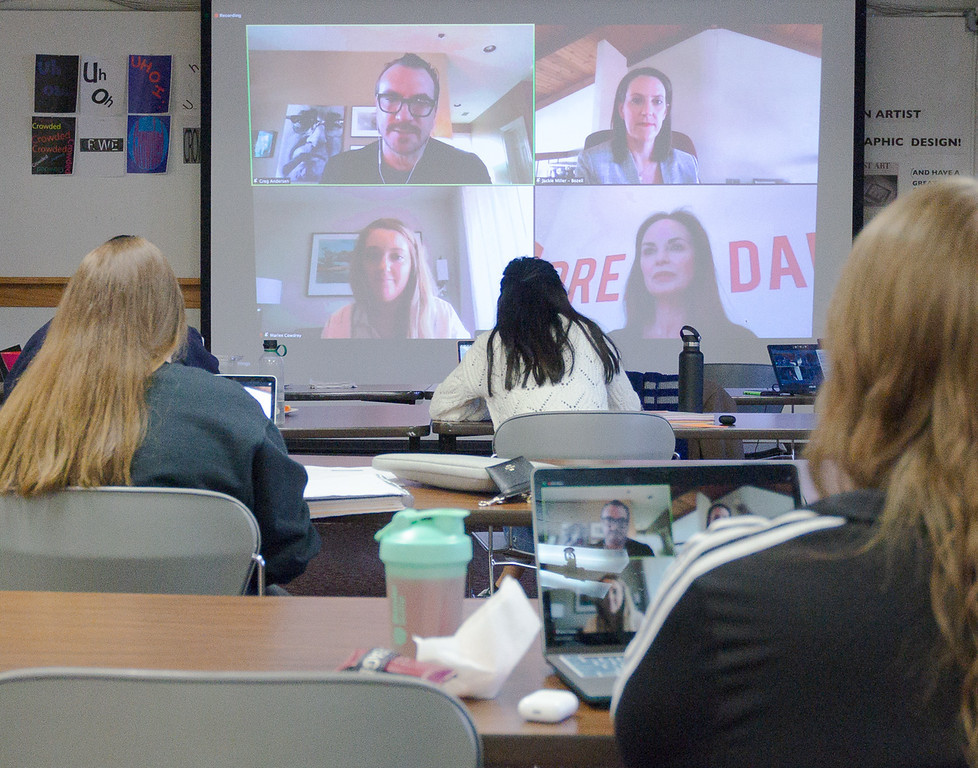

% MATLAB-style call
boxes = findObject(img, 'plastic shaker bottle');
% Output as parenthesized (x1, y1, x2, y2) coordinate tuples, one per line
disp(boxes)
(374, 508, 473, 657)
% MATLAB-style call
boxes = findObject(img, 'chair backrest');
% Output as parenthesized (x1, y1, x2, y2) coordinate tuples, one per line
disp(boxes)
(703, 362, 781, 414)
(0, 667, 481, 768)
(626, 371, 680, 411)
(583, 129, 697, 158)
(0, 486, 262, 595)
(493, 410, 676, 461)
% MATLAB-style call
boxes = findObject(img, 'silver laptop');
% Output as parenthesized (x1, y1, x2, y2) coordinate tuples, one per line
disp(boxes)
(530, 462, 803, 706)
(218, 373, 276, 420)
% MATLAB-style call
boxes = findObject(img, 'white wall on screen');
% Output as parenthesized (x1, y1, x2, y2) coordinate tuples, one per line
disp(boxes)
(536, 85, 594, 153)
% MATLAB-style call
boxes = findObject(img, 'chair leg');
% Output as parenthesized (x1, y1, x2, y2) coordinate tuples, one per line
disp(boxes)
(486, 525, 497, 595)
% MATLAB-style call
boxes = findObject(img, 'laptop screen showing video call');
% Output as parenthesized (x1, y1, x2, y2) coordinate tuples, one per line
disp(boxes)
(532, 465, 802, 650)
(768, 343, 824, 393)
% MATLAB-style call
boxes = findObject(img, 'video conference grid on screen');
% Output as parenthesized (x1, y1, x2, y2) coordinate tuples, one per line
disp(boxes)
(206, 1, 862, 387)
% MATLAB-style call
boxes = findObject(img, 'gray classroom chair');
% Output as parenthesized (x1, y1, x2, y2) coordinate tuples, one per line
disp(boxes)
(493, 409, 676, 462)
(0, 667, 481, 768)
(0, 486, 264, 595)
(480, 410, 676, 591)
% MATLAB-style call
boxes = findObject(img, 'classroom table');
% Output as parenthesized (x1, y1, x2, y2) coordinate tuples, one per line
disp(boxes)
(725, 387, 816, 408)
(431, 411, 816, 452)
(666, 411, 815, 441)
(0, 590, 620, 768)
(281, 401, 432, 452)
(285, 384, 432, 404)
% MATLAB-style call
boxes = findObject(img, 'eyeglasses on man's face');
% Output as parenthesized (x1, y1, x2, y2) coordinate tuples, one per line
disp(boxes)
(376, 92, 436, 118)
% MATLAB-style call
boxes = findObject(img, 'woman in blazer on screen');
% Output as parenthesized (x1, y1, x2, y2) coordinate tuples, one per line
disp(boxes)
(576, 67, 699, 185)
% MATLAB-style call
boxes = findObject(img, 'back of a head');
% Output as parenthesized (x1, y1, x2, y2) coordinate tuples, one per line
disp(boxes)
(52, 235, 185, 366)
(489, 257, 618, 393)
(495, 256, 569, 333)
(809, 177, 978, 768)
(808, 177, 978, 493)
(0, 235, 185, 495)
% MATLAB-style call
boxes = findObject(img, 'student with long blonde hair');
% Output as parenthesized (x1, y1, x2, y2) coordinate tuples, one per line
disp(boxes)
(613, 178, 978, 768)
(0, 236, 319, 588)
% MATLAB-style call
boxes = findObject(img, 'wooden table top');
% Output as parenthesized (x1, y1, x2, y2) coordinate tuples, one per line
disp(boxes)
(0, 590, 619, 768)
(432, 411, 816, 442)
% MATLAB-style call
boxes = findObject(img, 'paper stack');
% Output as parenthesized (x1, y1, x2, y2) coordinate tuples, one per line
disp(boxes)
(301, 465, 415, 517)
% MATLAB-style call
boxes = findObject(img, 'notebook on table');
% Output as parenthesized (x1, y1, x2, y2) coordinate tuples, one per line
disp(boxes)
(530, 462, 803, 706)
(767, 343, 824, 394)
(218, 373, 276, 420)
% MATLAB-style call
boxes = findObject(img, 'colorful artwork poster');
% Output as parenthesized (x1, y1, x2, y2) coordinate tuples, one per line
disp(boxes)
(32, 116, 76, 175)
(127, 115, 170, 174)
(128, 54, 172, 114)
(34, 54, 79, 113)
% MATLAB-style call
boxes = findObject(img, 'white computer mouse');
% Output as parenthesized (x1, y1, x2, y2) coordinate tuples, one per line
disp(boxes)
(517, 689, 579, 723)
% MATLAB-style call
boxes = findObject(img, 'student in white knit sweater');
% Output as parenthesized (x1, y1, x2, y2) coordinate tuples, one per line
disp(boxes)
(430, 257, 640, 428)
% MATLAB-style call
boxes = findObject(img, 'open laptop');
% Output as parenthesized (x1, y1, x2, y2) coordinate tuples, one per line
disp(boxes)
(767, 343, 824, 394)
(456, 339, 474, 362)
(530, 462, 803, 706)
(218, 373, 276, 420)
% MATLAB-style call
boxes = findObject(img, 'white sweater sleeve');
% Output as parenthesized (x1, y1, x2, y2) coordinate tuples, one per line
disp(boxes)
(608, 368, 643, 411)
(429, 334, 491, 422)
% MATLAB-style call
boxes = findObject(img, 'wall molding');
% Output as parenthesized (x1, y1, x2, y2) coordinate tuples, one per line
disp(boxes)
(0, 278, 201, 309)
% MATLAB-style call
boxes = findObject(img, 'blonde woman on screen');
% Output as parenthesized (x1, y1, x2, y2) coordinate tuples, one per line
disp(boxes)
(0, 236, 320, 588)
(321, 217, 468, 339)
(613, 178, 978, 767)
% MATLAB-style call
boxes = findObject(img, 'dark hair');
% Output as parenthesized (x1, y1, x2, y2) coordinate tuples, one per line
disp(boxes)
(487, 257, 622, 395)
(622, 209, 729, 339)
(610, 67, 674, 164)
(602, 500, 631, 519)
(377, 53, 440, 104)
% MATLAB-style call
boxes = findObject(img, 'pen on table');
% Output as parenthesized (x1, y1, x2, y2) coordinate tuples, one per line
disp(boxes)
(743, 390, 762, 396)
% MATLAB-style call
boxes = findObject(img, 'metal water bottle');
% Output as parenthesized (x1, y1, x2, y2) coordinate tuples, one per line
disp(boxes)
(678, 325, 704, 412)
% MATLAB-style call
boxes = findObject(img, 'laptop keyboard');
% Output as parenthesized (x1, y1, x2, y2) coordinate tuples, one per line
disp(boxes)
(561, 653, 624, 678)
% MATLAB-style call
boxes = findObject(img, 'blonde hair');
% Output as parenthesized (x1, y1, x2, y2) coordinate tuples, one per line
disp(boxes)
(0, 236, 185, 495)
(806, 177, 978, 765)
(349, 217, 440, 338)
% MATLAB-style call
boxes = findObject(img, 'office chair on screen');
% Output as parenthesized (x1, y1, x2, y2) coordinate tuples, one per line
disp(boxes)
(583, 128, 697, 158)
(0, 486, 265, 595)
(0, 668, 481, 768)
(478, 410, 677, 591)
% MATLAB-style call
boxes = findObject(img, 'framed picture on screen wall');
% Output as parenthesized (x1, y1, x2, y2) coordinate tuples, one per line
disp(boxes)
(308, 233, 356, 296)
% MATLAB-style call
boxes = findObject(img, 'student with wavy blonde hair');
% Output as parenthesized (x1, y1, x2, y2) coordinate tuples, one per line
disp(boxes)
(613, 178, 978, 768)
(0, 236, 319, 588)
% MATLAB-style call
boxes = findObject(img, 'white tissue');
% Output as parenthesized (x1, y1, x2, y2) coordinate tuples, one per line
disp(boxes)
(414, 576, 542, 699)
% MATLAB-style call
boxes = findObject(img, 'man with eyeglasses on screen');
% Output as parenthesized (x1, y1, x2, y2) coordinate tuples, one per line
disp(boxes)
(321, 53, 491, 185)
